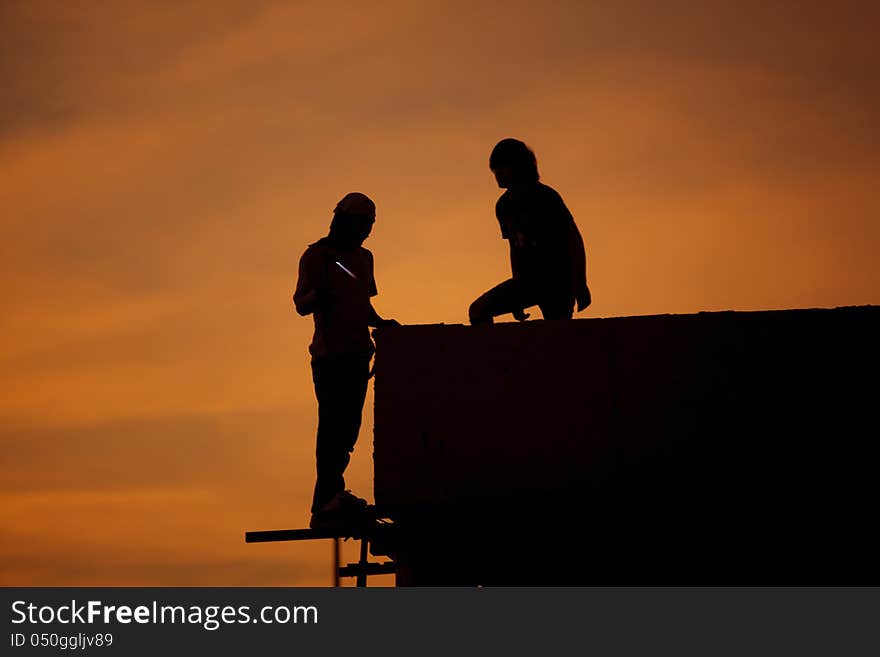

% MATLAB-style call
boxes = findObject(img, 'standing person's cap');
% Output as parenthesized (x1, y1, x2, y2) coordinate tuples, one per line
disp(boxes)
(334, 192, 376, 217)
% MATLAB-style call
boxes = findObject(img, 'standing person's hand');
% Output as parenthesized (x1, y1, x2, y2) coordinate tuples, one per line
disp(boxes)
(293, 287, 322, 315)
(294, 285, 333, 313)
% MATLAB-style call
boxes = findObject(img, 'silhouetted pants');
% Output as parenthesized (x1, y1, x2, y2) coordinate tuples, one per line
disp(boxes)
(469, 278, 574, 324)
(310, 352, 371, 513)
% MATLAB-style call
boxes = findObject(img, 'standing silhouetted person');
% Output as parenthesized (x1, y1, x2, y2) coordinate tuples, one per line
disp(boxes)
(469, 139, 591, 323)
(293, 192, 397, 530)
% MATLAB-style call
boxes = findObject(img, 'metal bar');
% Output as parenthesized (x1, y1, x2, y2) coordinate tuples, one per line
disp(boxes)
(245, 528, 350, 543)
(356, 539, 369, 587)
(333, 538, 341, 587)
(338, 561, 396, 578)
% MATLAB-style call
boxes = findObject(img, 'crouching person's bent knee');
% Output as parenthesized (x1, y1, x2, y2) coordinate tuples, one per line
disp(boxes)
(469, 294, 494, 325)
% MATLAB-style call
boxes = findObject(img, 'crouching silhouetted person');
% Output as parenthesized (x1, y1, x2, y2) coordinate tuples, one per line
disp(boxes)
(469, 138, 591, 324)
(293, 192, 398, 530)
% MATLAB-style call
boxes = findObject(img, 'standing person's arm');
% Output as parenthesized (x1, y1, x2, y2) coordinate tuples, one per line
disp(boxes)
(368, 305, 399, 327)
(293, 248, 324, 316)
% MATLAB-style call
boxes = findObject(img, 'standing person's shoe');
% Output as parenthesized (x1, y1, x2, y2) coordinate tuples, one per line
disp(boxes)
(309, 490, 370, 531)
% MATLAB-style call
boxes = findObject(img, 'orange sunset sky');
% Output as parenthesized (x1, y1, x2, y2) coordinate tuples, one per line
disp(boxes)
(2, 1, 878, 586)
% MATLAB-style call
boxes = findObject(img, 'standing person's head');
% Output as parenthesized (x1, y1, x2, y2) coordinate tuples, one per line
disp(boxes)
(328, 192, 375, 248)
(489, 138, 539, 188)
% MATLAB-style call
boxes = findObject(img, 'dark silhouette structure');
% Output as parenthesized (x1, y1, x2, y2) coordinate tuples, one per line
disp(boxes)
(469, 138, 591, 324)
(292, 192, 397, 530)
(372, 306, 879, 585)
(247, 304, 878, 585)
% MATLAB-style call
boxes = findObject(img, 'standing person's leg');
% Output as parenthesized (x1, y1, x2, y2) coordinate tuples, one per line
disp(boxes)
(469, 279, 538, 324)
(310, 353, 371, 513)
